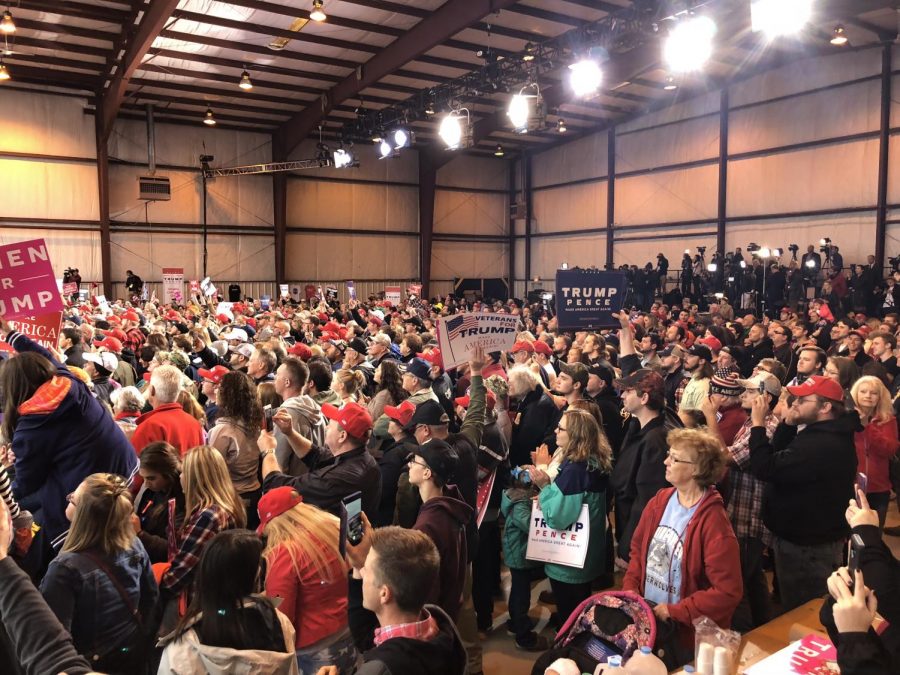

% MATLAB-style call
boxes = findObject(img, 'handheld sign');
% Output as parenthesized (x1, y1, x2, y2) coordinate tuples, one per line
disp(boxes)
(436, 311, 520, 369)
(0, 312, 63, 354)
(555, 270, 628, 330)
(384, 285, 401, 306)
(0, 238, 65, 320)
(526, 501, 590, 568)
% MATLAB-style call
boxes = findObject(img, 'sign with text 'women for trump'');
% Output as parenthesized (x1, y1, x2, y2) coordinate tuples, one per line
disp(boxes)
(0, 239, 64, 320)
(436, 311, 520, 369)
(555, 270, 628, 330)
(526, 501, 590, 568)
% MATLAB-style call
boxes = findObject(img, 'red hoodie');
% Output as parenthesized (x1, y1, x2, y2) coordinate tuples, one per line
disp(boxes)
(623, 487, 742, 646)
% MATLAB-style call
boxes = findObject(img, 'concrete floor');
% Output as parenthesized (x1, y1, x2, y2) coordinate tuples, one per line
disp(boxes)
(478, 500, 900, 675)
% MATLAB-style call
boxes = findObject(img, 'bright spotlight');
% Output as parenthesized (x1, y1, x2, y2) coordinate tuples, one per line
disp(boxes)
(439, 109, 472, 150)
(805, 259, 816, 268)
(707, 263, 717, 272)
(759, 247, 771, 258)
(664, 15, 717, 72)
(333, 148, 353, 168)
(507, 84, 545, 134)
(378, 139, 393, 159)
(739, 261, 746, 269)
(568, 59, 602, 97)
(508, 94, 530, 131)
(772, 248, 782, 257)
(393, 128, 411, 149)
(751, 0, 812, 39)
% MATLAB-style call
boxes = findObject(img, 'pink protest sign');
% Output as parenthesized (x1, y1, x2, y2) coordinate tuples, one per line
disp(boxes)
(0, 239, 65, 320)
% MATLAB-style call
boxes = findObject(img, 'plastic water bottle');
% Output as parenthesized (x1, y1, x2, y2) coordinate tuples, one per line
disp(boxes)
(593, 655, 623, 674)
(623, 646, 667, 675)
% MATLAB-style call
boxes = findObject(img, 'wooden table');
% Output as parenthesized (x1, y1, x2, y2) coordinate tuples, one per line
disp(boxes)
(670, 598, 827, 673)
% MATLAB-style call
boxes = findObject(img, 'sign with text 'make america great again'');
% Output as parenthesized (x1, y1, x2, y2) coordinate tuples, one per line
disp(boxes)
(436, 311, 520, 369)
(555, 270, 628, 330)
(0, 238, 65, 320)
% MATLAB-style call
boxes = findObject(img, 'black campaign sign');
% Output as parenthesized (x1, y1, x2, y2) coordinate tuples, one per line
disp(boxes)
(555, 270, 627, 330)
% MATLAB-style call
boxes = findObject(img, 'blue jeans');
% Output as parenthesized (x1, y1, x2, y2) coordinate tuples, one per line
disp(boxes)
(773, 537, 844, 611)
(295, 628, 360, 675)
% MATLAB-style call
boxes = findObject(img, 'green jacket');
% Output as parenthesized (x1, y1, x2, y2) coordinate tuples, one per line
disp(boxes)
(537, 459, 609, 584)
(500, 489, 541, 570)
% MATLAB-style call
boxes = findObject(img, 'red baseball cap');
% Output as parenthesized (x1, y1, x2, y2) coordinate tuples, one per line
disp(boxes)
(102, 328, 128, 342)
(697, 336, 722, 353)
(198, 365, 229, 385)
(384, 400, 416, 427)
(368, 313, 384, 327)
(324, 321, 342, 334)
(786, 375, 844, 403)
(420, 348, 444, 371)
(454, 389, 497, 412)
(510, 340, 534, 354)
(122, 311, 140, 322)
(93, 336, 123, 353)
(321, 402, 373, 438)
(256, 487, 303, 534)
(532, 340, 552, 356)
(288, 342, 312, 360)
(216, 314, 231, 324)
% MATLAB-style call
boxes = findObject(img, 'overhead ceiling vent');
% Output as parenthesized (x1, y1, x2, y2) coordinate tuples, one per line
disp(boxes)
(138, 175, 171, 201)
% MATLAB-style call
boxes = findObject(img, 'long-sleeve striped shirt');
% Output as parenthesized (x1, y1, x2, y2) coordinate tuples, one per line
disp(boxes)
(726, 413, 779, 543)
(160, 504, 235, 594)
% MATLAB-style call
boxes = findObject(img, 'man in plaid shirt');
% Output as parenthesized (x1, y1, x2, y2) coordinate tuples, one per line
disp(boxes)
(703, 371, 781, 632)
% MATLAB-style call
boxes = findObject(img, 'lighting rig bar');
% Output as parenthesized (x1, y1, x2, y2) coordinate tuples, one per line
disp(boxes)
(202, 158, 332, 178)
(337, 0, 716, 144)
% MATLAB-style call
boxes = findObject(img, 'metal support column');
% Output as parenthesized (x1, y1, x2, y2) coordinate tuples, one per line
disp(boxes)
(875, 44, 891, 270)
(95, 115, 112, 298)
(272, 140, 287, 287)
(508, 157, 517, 299)
(717, 88, 729, 256)
(419, 151, 437, 299)
(606, 128, 615, 269)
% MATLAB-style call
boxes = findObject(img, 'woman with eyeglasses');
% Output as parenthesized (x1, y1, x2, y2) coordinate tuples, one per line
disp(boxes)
(527, 408, 611, 623)
(41, 473, 159, 673)
(622, 428, 742, 668)
(850, 376, 898, 528)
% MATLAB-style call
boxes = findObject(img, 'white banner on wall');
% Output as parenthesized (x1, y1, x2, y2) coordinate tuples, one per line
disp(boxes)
(162, 268, 184, 304)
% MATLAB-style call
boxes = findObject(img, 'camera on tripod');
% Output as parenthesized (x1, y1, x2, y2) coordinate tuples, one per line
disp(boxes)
(819, 237, 832, 254)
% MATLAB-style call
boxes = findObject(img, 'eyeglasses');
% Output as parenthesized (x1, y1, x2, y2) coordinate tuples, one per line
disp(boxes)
(791, 396, 820, 406)
(666, 450, 696, 465)
(408, 458, 429, 469)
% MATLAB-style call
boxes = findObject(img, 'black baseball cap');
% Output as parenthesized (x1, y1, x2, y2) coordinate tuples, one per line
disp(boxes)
(409, 439, 458, 485)
(405, 400, 450, 430)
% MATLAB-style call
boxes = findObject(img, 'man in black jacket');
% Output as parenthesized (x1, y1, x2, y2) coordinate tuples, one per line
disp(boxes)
(748, 375, 858, 611)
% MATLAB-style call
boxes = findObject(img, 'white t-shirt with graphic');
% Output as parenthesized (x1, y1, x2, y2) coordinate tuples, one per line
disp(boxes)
(643, 491, 703, 606)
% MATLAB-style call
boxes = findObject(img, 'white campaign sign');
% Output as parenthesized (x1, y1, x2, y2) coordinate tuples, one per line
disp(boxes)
(436, 311, 520, 369)
(525, 501, 590, 568)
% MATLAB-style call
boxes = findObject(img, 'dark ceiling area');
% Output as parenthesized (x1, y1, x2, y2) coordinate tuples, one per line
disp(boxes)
(1, 0, 897, 158)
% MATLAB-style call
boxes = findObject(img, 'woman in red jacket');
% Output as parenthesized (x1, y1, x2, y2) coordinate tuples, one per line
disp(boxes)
(623, 428, 742, 667)
(259, 486, 359, 675)
(850, 376, 899, 528)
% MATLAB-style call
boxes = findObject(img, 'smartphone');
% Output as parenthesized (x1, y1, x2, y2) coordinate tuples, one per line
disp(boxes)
(848, 533, 865, 586)
(263, 405, 274, 432)
(342, 491, 364, 550)
(856, 473, 868, 504)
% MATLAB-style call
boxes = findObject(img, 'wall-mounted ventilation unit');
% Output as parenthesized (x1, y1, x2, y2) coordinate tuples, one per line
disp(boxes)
(139, 175, 171, 201)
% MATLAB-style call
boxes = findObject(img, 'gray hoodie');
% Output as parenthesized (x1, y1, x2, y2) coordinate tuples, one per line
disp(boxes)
(274, 395, 327, 476)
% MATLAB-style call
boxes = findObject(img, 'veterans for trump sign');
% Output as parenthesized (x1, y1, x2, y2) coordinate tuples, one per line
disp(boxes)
(525, 501, 590, 568)
(0, 239, 64, 320)
(436, 311, 520, 370)
(555, 270, 628, 330)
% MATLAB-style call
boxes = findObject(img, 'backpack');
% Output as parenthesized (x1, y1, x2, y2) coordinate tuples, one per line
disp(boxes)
(531, 591, 656, 675)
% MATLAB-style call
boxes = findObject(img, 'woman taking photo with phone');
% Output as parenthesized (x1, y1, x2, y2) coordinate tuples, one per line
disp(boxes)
(208, 371, 263, 529)
(850, 376, 898, 528)
(258, 487, 359, 674)
(41, 473, 158, 673)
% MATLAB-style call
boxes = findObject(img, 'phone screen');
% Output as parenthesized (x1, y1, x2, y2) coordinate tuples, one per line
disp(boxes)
(856, 472, 868, 503)
(342, 491, 364, 552)
(263, 405, 274, 432)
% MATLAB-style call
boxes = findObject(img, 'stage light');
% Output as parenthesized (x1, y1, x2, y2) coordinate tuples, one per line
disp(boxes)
(493, 144, 504, 157)
(508, 93, 529, 131)
(568, 58, 602, 97)
(557, 118, 567, 133)
(663, 75, 678, 91)
(507, 84, 545, 134)
(759, 247, 770, 258)
(0, 10, 15, 34)
(664, 15, 716, 72)
(378, 139, 393, 159)
(203, 107, 216, 126)
(522, 43, 536, 62)
(772, 248, 782, 257)
(707, 263, 717, 272)
(805, 259, 816, 268)
(439, 109, 472, 150)
(425, 101, 435, 116)
(238, 70, 253, 91)
(684, 249, 690, 254)
(830, 26, 849, 46)
(739, 261, 746, 268)
(333, 147, 353, 168)
(392, 128, 411, 150)
(309, 0, 326, 22)
(751, 0, 812, 39)
(0, 60, 9, 82)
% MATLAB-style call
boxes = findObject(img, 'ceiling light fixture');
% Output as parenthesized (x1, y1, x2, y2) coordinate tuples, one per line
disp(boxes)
(507, 83, 544, 134)
(664, 15, 717, 72)
(568, 58, 603, 97)
(830, 25, 849, 46)
(663, 75, 678, 91)
(751, 0, 812, 39)
(309, 0, 326, 22)
(0, 59, 9, 81)
(522, 42, 536, 62)
(392, 127, 412, 150)
(0, 10, 15, 34)
(557, 118, 567, 133)
(425, 101, 435, 116)
(333, 146, 354, 168)
(439, 108, 473, 150)
(238, 69, 253, 90)
(494, 144, 504, 157)
(203, 107, 216, 126)
(378, 139, 394, 159)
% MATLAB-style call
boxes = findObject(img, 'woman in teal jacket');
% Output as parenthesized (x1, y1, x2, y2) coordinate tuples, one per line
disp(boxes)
(530, 408, 612, 622)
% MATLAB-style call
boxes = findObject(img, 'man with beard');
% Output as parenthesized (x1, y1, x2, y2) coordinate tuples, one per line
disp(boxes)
(747, 376, 857, 611)
(552, 335, 572, 374)
(826, 318, 854, 357)
(768, 322, 797, 384)
(658, 343, 686, 410)
(738, 322, 774, 377)
(678, 344, 714, 424)
(637, 333, 662, 369)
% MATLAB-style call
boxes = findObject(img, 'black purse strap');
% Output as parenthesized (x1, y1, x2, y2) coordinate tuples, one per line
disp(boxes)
(79, 550, 143, 630)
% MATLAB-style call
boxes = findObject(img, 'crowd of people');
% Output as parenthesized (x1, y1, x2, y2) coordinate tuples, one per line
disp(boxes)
(0, 266, 897, 675)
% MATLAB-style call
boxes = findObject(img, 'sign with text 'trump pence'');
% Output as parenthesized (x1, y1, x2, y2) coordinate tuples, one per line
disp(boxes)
(555, 270, 627, 330)
(436, 311, 520, 369)
(0, 239, 64, 320)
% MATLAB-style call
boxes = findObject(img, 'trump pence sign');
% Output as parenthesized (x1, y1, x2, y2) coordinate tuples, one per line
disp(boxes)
(0, 239, 64, 320)
(555, 270, 627, 330)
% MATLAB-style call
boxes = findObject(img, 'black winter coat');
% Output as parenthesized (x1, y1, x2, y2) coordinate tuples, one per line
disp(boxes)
(509, 388, 559, 467)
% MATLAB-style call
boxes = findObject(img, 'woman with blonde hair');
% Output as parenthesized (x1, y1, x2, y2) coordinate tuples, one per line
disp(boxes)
(850, 375, 898, 527)
(176, 389, 207, 432)
(159, 445, 244, 601)
(259, 487, 359, 674)
(332, 368, 366, 405)
(528, 408, 611, 622)
(41, 473, 158, 672)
